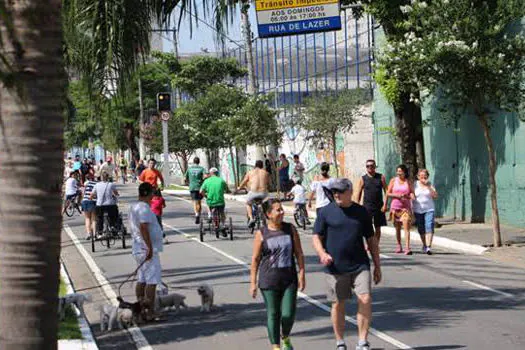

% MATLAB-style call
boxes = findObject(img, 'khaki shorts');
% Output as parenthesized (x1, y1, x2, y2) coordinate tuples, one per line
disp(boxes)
(325, 269, 372, 302)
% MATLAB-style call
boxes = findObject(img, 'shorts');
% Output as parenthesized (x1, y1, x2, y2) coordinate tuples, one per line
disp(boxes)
(280, 179, 293, 192)
(390, 208, 413, 225)
(415, 211, 435, 234)
(246, 191, 268, 205)
(190, 190, 203, 201)
(66, 193, 79, 201)
(81, 200, 96, 213)
(209, 205, 225, 215)
(365, 207, 387, 229)
(133, 252, 162, 285)
(325, 268, 372, 302)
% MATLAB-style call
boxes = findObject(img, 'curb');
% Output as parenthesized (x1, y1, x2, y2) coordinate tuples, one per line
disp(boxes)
(59, 263, 98, 350)
(166, 190, 488, 256)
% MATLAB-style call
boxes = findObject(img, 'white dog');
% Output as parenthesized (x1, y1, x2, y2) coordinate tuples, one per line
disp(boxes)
(155, 293, 187, 313)
(197, 284, 214, 312)
(58, 292, 92, 320)
(99, 304, 134, 331)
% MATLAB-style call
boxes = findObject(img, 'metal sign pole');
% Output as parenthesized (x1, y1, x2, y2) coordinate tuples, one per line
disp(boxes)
(162, 119, 169, 187)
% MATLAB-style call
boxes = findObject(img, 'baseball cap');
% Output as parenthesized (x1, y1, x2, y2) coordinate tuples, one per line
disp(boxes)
(209, 167, 219, 174)
(106, 156, 113, 162)
(328, 178, 353, 193)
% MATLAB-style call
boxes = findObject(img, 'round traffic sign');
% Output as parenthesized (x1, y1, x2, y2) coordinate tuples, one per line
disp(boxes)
(160, 111, 171, 121)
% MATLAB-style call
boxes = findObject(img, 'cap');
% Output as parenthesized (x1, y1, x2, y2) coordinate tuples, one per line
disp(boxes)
(106, 156, 113, 162)
(209, 167, 219, 174)
(328, 178, 353, 192)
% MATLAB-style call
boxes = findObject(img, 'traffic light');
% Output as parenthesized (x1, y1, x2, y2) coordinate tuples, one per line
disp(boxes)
(156, 92, 171, 112)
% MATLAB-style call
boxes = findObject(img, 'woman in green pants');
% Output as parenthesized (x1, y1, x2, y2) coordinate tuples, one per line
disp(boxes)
(250, 199, 306, 350)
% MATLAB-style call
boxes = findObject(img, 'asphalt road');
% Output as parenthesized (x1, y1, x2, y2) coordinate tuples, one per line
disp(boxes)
(61, 183, 525, 350)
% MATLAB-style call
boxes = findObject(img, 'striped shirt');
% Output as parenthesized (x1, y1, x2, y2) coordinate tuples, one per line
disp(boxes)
(82, 180, 97, 201)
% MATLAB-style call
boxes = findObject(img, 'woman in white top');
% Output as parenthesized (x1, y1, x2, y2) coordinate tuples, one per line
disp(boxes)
(308, 162, 332, 216)
(413, 169, 438, 255)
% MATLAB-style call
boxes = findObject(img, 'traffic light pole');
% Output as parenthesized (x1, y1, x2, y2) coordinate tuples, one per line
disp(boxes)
(162, 117, 169, 187)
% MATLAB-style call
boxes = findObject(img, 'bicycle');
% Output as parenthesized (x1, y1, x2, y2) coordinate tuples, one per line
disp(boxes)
(91, 208, 127, 252)
(63, 194, 82, 217)
(293, 203, 309, 230)
(199, 206, 233, 242)
(248, 199, 266, 235)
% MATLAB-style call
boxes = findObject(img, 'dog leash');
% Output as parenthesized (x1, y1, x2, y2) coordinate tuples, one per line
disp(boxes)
(117, 257, 147, 299)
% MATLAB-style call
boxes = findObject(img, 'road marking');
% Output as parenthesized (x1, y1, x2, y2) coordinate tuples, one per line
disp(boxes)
(462, 280, 514, 298)
(63, 225, 153, 350)
(164, 221, 413, 350)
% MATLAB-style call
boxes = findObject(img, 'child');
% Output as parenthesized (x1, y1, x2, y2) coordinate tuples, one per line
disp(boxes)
(151, 189, 167, 243)
(289, 179, 310, 225)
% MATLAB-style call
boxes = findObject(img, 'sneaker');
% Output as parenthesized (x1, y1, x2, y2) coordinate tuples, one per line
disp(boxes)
(405, 249, 413, 255)
(195, 215, 200, 224)
(282, 337, 293, 350)
(85, 234, 92, 241)
(422, 246, 427, 253)
(426, 247, 433, 255)
(355, 342, 370, 350)
(248, 219, 256, 228)
(337, 345, 347, 350)
(395, 245, 403, 254)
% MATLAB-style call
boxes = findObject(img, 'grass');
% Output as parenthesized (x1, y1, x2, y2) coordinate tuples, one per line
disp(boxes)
(58, 277, 82, 340)
(166, 184, 188, 191)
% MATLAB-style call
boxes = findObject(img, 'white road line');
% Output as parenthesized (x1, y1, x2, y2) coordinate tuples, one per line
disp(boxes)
(462, 280, 514, 298)
(63, 225, 153, 350)
(164, 221, 413, 350)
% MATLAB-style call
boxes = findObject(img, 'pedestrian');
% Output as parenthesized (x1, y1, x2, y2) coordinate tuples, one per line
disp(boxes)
(139, 158, 165, 190)
(292, 154, 305, 182)
(355, 160, 388, 244)
(94, 159, 102, 181)
(184, 157, 206, 224)
(80, 158, 90, 185)
(312, 179, 381, 350)
(150, 188, 167, 243)
(136, 159, 146, 178)
(250, 198, 305, 350)
(308, 162, 332, 216)
(130, 158, 137, 183)
(386, 164, 415, 255)
(413, 169, 438, 255)
(72, 155, 82, 171)
(278, 154, 291, 199)
(100, 156, 117, 182)
(289, 178, 310, 225)
(128, 182, 164, 321)
(81, 172, 98, 240)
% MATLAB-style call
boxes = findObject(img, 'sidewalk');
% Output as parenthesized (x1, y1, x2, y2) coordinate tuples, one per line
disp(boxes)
(165, 189, 525, 268)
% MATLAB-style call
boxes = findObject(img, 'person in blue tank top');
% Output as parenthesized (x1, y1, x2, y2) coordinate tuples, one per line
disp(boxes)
(250, 199, 305, 350)
(278, 154, 291, 199)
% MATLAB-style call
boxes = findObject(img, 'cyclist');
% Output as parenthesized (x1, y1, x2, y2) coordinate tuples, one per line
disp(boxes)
(90, 172, 120, 237)
(64, 171, 81, 214)
(185, 157, 206, 224)
(200, 167, 228, 237)
(289, 178, 310, 225)
(119, 156, 128, 184)
(238, 160, 270, 228)
(139, 158, 165, 190)
(100, 156, 117, 182)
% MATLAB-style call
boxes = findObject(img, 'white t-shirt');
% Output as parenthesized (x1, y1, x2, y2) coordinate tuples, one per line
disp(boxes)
(100, 162, 116, 177)
(92, 182, 117, 206)
(128, 201, 163, 255)
(65, 178, 78, 196)
(413, 181, 435, 214)
(310, 179, 331, 209)
(290, 184, 307, 204)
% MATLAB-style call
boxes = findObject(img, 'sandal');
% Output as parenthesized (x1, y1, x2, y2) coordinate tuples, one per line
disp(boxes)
(395, 245, 403, 254)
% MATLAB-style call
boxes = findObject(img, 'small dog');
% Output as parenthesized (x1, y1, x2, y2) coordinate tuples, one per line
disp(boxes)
(156, 282, 169, 297)
(117, 296, 143, 324)
(197, 284, 214, 312)
(155, 293, 187, 313)
(58, 292, 92, 320)
(99, 304, 134, 331)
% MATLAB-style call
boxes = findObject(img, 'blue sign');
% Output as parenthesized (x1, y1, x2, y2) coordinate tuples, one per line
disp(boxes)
(258, 16, 341, 37)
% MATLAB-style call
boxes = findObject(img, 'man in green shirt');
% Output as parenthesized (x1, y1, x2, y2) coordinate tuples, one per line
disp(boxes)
(185, 157, 207, 224)
(200, 167, 228, 235)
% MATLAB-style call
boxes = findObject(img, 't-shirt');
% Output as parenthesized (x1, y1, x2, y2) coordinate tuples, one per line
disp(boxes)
(413, 181, 435, 214)
(92, 182, 117, 206)
(72, 161, 82, 171)
(120, 159, 128, 168)
(100, 162, 116, 178)
(65, 178, 78, 196)
(82, 180, 97, 201)
(294, 161, 305, 178)
(200, 176, 227, 208)
(150, 196, 165, 216)
(313, 202, 374, 275)
(310, 180, 331, 209)
(139, 168, 163, 189)
(128, 201, 163, 255)
(290, 184, 307, 204)
(137, 164, 146, 176)
(186, 165, 206, 191)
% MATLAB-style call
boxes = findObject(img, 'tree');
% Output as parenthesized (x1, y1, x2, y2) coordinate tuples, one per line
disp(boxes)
(342, 0, 427, 177)
(386, 0, 525, 247)
(300, 89, 372, 176)
(0, 1, 66, 348)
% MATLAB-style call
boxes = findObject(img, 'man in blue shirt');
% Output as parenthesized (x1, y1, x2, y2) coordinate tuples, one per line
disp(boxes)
(313, 178, 381, 350)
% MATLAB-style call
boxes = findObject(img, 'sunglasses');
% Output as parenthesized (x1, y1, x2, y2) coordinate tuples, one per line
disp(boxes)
(366, 164, 376, 168)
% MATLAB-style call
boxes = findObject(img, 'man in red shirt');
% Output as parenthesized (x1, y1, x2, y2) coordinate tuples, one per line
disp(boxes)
(139, 159, 165, 190)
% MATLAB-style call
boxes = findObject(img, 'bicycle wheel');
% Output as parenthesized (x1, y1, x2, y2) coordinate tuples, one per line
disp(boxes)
(199, 220, 204, 242)
(121, 229, 126, 249)
(64, 201, 74, 217)
(301, 214, 307, 231)
(91, 232, 95, 253)
(229, 217, 233, 241)
(293, 212, 301, 227)
(76, 203, 83, 215)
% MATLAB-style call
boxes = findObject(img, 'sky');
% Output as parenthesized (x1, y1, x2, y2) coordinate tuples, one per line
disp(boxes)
(162, 2, 258, 54)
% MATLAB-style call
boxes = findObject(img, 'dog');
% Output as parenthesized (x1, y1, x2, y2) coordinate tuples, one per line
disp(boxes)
(197, 284, 214, 312)
(155, 293, 187, 313)
(156, 282, 169, 297)
(116, 296, 143, 324)
(58, 292, 92, 320)
(99, 304, 134, 331)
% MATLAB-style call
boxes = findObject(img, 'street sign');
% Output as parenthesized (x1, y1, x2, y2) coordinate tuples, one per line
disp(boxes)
(160, 111, 171, 121)
(255, 0, 342, 38)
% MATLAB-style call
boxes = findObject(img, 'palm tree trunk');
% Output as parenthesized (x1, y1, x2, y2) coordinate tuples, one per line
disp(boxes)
(0, 1, 65, 349)
(478, 113, 502, 247)
(241, 2, 257, 94)
(394, 93, 423, 179)
(331, 132, 339, 177)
